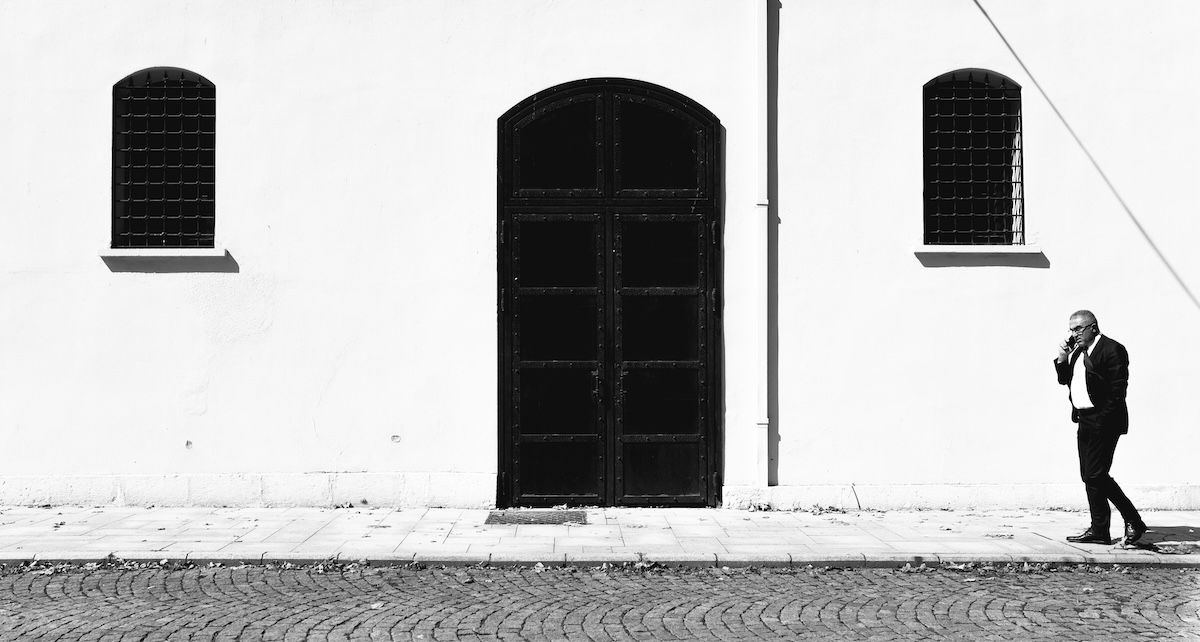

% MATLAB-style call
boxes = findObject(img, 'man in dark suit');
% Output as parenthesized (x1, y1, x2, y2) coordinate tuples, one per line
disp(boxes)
(1054, 310, 1146, 546)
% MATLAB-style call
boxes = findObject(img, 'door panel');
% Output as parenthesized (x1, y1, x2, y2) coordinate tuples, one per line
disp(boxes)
(512, 97, 602, 194)
(518, 220, 599, 287)
(620, 294, 701, 362)
(518, 368, 600, 435)
(516, 295, 599, 361)
(621, 368, 700, 435)
(614, 212, 708, 503)
(500, 79, 720, 508)
(511, 212, 605, 504)
(614, 95, 706, 195)
(621, 441, 703, 497)
(518, 441, 601, 497)
(620, 219, 701, 287)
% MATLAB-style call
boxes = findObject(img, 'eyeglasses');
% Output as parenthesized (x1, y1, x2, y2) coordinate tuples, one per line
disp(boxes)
(1069, 323, 1096, 334)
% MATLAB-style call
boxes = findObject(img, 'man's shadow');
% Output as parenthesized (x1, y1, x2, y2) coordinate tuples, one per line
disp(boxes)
(1121, 525, 1200, 553)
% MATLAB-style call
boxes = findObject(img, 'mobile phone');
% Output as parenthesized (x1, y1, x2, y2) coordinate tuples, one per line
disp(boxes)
(1065, 335, 1078, 350)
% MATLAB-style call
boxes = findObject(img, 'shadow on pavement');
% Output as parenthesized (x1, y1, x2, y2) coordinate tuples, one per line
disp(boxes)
(1128, 525, 1200, 554)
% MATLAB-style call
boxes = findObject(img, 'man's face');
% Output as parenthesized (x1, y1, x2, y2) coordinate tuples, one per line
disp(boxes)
(1068, 315, 1098, 348)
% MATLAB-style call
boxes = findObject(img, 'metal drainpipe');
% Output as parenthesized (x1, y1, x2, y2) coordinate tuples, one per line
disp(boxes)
(755, 0, 771, 490)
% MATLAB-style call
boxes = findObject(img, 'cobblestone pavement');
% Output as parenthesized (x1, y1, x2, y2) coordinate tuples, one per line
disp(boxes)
(0, 562, 1197, 641)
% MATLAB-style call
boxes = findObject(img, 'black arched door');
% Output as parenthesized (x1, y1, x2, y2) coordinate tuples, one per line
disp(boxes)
(498, 79, 721, 507)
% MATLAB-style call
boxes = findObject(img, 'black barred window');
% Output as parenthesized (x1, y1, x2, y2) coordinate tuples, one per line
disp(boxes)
(112, 67, 215, 248)
(923, 69, 1022, 245)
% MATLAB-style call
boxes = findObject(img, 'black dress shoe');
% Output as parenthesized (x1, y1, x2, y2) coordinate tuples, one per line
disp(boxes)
(1124, 522, 1147, 546)
(1066, 529, 1111, 544)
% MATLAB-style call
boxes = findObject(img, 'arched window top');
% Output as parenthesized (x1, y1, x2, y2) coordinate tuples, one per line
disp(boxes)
(925, 68, 1021, 90)
(500, 78, 719, 200)
(115, 67, 213, 89)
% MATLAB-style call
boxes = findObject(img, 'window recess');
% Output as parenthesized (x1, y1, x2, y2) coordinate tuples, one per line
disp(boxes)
(923, 69, 1023, 246)
(112, 67, 215, 249)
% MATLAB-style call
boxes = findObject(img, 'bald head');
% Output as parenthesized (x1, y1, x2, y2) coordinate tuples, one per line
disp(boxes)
(1071, 309, 1099, 330)
(1068, 309, 1101, 349)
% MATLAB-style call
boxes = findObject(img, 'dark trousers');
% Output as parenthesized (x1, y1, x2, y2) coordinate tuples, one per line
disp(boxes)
(1076, 422, 1142, 536)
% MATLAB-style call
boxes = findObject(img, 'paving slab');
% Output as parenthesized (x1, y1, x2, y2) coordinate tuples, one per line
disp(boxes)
(0, 506, 1197, 567)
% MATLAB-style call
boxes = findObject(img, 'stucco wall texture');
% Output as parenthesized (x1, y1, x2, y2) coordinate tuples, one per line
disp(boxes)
(0, 0, 1195, 508)
(766, 0, 1200, 508)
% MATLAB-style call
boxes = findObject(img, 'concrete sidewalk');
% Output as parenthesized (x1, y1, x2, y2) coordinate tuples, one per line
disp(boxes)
(1, 505, 1198, 568)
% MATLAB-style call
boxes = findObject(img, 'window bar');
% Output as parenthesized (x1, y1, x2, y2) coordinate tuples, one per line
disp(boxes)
(923, 70, 1023, 246)
(112, 68, 215, 248)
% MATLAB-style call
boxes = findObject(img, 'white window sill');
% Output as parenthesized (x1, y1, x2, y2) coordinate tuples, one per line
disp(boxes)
(100, 247, 227, 258)
(914, 244, 1048, 268)
(913, 244, 1043, 255)
(100, 247, 237, 272)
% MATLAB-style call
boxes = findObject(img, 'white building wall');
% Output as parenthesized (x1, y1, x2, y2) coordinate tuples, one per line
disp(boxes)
(0, 0, 762, 506)
(1, 0, 1195, 509)
(748, 0, 1200, 509)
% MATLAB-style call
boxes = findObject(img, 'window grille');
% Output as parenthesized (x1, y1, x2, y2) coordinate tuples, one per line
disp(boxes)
(923, 69, 1022, 245)
(112, 67, 215, 248)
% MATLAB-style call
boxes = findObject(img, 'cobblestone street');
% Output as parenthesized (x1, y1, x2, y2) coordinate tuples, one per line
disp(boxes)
(0, 562, 1196, 640)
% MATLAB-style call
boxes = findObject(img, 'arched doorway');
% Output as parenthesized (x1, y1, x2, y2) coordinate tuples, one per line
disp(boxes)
(497, 78, 721, 507)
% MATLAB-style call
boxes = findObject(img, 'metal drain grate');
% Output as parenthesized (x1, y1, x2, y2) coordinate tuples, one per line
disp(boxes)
(485, 510, 587, 525)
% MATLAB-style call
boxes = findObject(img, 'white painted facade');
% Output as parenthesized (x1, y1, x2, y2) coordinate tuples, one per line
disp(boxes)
(1, 0, 1196, 509)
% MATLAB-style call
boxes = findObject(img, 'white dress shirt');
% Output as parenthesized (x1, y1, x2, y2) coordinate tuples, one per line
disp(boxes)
(1070, 333, 1102, 410)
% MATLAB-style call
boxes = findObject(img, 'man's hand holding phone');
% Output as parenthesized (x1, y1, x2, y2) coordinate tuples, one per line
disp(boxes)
(1056, 335, 1077, 363)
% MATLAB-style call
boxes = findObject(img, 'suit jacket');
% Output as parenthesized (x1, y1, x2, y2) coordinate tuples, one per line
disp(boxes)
(1054, 335, 1129, 434)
